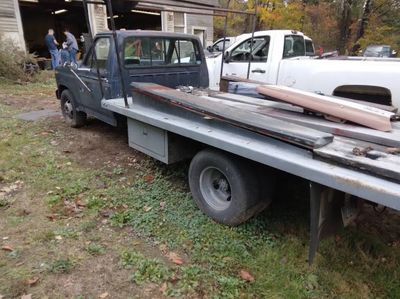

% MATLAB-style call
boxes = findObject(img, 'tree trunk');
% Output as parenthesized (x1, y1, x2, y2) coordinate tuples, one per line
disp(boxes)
(350, 0, 372, 54)
(337, 0, 353, 54)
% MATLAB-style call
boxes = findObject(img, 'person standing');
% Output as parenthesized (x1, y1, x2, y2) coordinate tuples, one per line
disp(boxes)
(45, 29, 59, 69)
(63, 29, 79, 66)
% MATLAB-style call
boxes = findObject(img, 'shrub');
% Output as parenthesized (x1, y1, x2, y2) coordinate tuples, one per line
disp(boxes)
(0, 34, 38, 82)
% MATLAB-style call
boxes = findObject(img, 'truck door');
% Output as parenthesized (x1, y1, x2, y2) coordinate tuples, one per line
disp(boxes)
(77, 37, 114, 123)
(223, 36, 272, 83)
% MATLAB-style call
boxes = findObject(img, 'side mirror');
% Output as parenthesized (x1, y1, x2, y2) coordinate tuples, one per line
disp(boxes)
(207, 45, 213, 52)
(224, 51, 230, 63)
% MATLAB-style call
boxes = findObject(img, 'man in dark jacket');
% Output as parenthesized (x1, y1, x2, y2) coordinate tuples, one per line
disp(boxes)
(63, 29, 79, 65)
(45, 29, 59, 69)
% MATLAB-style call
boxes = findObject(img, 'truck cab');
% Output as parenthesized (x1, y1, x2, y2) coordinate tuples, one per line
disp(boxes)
(55, 30, 209, 127)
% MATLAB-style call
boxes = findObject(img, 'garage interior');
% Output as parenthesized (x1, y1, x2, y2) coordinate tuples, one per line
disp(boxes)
(19, 0, 88, 57)
(18, 0, 161, 59)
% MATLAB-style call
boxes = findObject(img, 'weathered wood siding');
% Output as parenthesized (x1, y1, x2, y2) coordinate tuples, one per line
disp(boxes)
(0, 0, 25, 50)
(186, 13, 213, 46)
(0, 0, 18, 33)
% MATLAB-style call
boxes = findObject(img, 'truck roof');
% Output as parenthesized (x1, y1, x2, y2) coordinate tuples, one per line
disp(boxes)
(95, 30, 199, 40)
(237, 30, 306, 40)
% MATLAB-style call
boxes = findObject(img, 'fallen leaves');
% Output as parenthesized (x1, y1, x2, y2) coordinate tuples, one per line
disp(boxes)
(143, 205, 152, 212)
(1, 245, 13, 252)
(26, 277, 39, 286)
(99, 292, 109, 298)
(143, 174, 155, 183)
(239, 270, 254, 282)
(0, 180, 24, 197)
(159, 201, 166, 210)
(159, 282, 168, 293)
(168, 252, 184, 265)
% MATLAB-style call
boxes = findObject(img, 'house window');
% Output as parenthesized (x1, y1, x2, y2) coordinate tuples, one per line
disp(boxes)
(174, 12, 185, 33)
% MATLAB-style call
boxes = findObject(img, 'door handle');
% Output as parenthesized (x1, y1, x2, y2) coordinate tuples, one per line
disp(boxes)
(252, 69, 266, 74)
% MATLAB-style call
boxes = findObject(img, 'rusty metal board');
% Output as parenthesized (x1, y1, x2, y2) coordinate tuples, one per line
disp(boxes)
(314, 136, 400, 182)
(131, 82, 333, 149)
(209, 92, 304, 113)
(257, 85, 396, 132)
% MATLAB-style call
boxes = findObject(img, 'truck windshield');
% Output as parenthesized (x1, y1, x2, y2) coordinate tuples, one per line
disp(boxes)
(124, 37, 201, 67)
(283, 35, 306, 58)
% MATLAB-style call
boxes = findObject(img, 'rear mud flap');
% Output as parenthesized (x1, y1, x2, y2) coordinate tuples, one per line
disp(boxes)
(308, 182, 347, 265)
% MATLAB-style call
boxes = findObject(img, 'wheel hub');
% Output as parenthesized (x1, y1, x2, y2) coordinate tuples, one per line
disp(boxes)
(64, 100, 74, 119)
(199, 167, 232, 210)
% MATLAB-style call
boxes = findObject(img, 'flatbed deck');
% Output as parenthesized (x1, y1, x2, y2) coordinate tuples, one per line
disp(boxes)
(102, 90, 400, 212)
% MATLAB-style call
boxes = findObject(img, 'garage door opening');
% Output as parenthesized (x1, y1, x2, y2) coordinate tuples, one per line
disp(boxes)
(19, 0, 88, 58)
(109, 9, 161, 31)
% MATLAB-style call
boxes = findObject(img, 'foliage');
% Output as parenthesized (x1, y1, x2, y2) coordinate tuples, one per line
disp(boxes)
(214, 0, 399, 53)
(0, 34, 39, 82)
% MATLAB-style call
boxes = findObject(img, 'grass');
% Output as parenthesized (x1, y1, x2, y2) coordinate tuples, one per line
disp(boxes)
(50, 258, 75, 274)
(86, 243, 106, 255)
(0, 77, 399, 298)
(0, 71, 56, 97)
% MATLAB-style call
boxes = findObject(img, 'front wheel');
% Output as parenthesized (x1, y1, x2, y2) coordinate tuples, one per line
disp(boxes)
(60, 90, 86, 128)
(189, 148, 270, 226)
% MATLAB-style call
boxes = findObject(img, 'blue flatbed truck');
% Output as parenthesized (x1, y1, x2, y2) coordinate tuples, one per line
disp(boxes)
(55, 29, 400, 263)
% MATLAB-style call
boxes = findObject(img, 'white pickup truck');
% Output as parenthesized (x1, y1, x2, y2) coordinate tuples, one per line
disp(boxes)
(207, 30, 400, 108)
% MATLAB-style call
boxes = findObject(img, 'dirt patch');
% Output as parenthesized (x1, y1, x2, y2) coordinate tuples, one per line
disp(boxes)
(0, 94, 58, 113)
(51, 117, 146, 170)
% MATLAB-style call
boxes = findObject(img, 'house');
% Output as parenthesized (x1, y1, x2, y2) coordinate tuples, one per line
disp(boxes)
(0, 0, 219, 56)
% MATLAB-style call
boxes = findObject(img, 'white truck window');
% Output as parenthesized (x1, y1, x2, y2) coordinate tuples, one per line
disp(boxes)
(230, 37, 270, 62)
(283, 35, 305, 58)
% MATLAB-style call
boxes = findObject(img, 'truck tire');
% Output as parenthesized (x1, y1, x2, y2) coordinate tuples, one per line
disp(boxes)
(189, 148, 267, 226)
(60, 90, 87, 128)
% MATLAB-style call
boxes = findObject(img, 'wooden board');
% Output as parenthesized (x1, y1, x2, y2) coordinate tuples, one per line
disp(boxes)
(314, 137, 400, 182)
(131, 82, 333, 149)
(257, 85, 395, 132)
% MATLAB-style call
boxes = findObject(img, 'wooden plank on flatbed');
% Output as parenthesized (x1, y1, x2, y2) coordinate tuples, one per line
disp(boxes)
(131, 82, 333, 149)
(257, 85, 396, 132)
(314, 137, 400, 182)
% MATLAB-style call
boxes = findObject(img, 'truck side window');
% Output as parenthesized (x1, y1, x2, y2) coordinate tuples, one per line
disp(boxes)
(90, 38, 110, 70)
(283, 35, 305, 58)
(81, 37, 110, 70)
(230, 37, 270, 62)
(305, 39, 315, 56)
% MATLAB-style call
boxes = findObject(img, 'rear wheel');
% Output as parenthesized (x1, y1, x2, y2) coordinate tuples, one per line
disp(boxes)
(189, 148, 273, 226)
(60, 90, 86, 128)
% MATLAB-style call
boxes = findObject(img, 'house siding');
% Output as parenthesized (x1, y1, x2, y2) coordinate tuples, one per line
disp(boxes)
(0, 0, 18, 33)
(0, 0, 25, 50)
